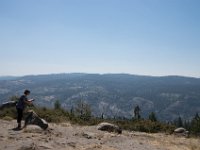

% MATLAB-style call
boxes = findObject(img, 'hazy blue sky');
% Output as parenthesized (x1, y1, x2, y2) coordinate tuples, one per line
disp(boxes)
(0, 0, 200, 77)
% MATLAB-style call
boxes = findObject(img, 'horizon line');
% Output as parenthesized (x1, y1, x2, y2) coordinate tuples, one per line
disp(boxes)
(0, 72, 199, 79)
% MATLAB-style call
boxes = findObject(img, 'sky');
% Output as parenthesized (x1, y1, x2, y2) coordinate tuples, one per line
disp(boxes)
(0, 0, 200, 77)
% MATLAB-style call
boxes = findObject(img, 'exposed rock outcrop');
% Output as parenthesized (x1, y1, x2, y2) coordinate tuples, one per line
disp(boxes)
(97, 122, 122, 134)
(24, 110, 48, 130)
(0, 101, 17, 110)
(0, 120, 199, 150)
(174, 127, 189, 137)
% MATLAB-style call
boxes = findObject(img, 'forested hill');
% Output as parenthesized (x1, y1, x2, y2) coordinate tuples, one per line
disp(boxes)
(0, 73, 200, 121)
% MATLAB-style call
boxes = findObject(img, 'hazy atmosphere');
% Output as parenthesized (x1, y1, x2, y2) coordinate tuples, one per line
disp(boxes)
(0, 0, 200, 77)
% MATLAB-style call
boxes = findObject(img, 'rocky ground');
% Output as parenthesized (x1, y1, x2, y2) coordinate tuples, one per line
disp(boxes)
(0, 119, 199, 150)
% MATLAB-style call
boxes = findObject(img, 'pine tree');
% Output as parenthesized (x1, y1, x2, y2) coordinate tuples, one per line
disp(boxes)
(177, 116, 183, 127)
(75, 100, 92, 121)
(70, 106, 74, 114)
(134, 105, 141, 120)
(183, 120, 191, 131)
(149, 112, 157, 122)
(54, 100, 61, 110)
(190, 113, 200, 135)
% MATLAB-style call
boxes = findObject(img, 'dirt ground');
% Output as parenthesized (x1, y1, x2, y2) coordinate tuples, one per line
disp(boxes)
(0, 120, 199, 150)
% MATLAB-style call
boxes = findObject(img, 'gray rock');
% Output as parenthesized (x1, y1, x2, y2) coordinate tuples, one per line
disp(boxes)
(82, 132, 97, 139)
(0, 101, 48, 130)
(174, 127, 186, 133)
(97, 122, 122, 134)
(174, 127, 189, 137)
(19, 142, 38, 150)
(0, 101, 17, 110)
(24, 110, 48, 130)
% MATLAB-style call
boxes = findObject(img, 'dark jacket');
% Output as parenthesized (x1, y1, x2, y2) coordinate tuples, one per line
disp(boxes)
(16, 95, 28, 110)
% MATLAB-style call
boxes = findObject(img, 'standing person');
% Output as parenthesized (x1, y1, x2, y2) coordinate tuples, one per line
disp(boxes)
(16, 90, 33, 129)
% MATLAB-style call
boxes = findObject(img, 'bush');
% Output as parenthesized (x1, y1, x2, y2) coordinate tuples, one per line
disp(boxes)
(2, 116, 13, 121)
(110, 119, 175, 133)
(33, 107, 70, 123)
(0, 107, 16, 119)
(0, 105, 175, 134)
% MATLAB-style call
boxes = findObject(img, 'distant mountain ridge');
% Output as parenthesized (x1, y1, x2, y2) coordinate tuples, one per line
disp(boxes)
(0, 73, 200, 121)
(0, 76, 18, 80)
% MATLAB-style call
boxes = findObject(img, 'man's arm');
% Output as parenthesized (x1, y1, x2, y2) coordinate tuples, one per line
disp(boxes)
(27, 99, 34, 102)
(24, 99, 34, 105)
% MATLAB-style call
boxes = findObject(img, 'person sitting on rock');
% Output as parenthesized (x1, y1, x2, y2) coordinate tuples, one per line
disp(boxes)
(16, 90, 33, 129)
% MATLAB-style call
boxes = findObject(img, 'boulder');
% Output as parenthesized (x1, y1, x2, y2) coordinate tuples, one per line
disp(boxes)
(97, 122, 122, 134)
(24, 110, 48, 130)
(174, 127, 189, 137)
(82, 132, 96, 139)
(0, 101, 17, 110)
(174, 127, 186, 133)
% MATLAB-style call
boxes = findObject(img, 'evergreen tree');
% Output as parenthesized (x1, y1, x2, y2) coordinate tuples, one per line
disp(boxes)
(183, 120, 191, 131)
(75, 100, 92, 121)
(134, 105, 141, 120)
(70, 106, 74, 115)
(173, 116, 183, 127)
(149, 112, 157, 122)
(190, 113, 200, 135)
(54, 100, 61, 110)
(194, 113, 200, 120)
(177, 116, 183, 127)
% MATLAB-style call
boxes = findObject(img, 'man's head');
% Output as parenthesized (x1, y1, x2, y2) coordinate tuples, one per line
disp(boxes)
(24, 90, 30, 95)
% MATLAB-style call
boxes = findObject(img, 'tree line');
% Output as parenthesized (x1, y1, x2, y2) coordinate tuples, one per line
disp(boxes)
(0, 96, 200, 136)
